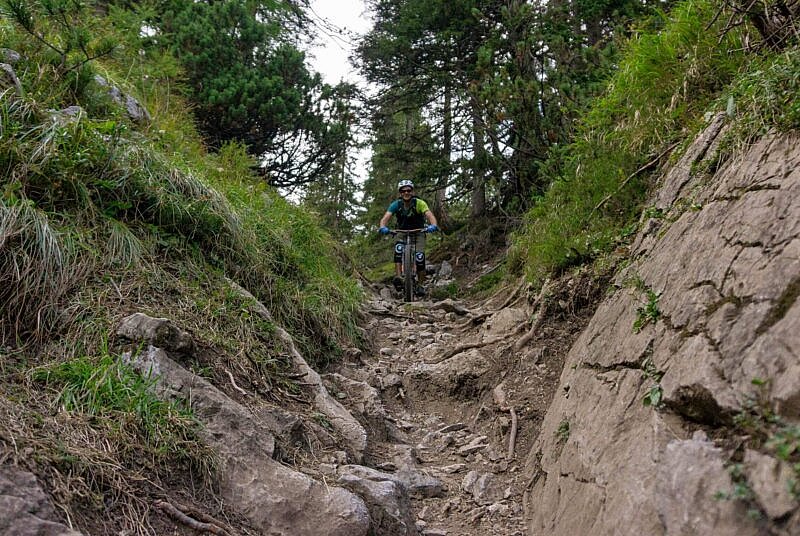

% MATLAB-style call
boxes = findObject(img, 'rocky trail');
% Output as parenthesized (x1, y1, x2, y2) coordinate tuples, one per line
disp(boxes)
(1, 265, 607, 536)
(315, 271, 607, 536)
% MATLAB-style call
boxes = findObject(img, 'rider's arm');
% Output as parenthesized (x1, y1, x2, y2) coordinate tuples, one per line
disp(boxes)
(379, 211, 393, 228)
(424, 210, 438, 227)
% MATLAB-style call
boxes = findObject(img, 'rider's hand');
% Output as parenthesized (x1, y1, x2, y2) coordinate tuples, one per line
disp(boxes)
(379, 226, 390, 235)
(426, 224, 439, 233)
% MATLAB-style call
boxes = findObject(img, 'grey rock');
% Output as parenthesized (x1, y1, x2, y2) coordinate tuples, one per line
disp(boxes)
(458, 443, 488, 456)
(481, 308, 528, 339)
(657, 438, 760, 535)
(437, 422, 467, 433)
(403, 349, 493, 399)
(337, 472, 417, 536)
(381, 373, 403, 389)
(744, 449, 797, 520)
(0, 466, 83, 535)
(380, 287, 394, 301)
(438, 260, 453, 278)
(1, 48, 21, 64)
(125, 347, 369, 536)
(0, 63, 23, 98)
(524, 127, 800, 535)
(342, 463, 444, 500)
(323, 372, 390, 442)
(462, 470, 509, 505)
(93, 75, 151, 124)
(431, 298, 470, 316)
(438, 463, 466, 474)
(61, 106, 83, 117)
(117, 312, 194, 355)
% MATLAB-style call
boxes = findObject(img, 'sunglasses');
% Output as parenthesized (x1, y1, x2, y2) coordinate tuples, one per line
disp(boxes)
(399, 189, 413, 194)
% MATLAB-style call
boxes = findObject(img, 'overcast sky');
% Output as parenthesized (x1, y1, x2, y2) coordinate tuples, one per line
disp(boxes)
(306, 0, 371, 86)
(306, 0, 373, 189)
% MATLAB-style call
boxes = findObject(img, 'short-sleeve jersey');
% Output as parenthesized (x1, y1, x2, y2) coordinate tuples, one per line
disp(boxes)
(387, 197, 430, 230)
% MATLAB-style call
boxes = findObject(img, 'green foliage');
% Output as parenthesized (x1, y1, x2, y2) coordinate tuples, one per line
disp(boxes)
(1, 1, 363, 363)
(556, 419, 570, 443)
(642, 384, 663, 407)
(472, 266, 505, 295)
(716, 47, 800, 156)
(430, 281, 459, 301)
(640, 356, 664, 408)
(510, 0, 748, 284)
(154, 0, 351, 187)
(729, 380, 800, 499)
(633, 289, 661, 333)
(1, 0, 116, 71)
(31, 348, 198, 447)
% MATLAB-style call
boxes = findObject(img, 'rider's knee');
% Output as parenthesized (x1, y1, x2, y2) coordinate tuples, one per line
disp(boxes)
(393, 242, 404, 264)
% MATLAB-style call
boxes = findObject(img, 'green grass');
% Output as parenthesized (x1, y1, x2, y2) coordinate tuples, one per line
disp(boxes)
(713, 47, 800, 159)
(0, 54, 362, 367)
(509, 0, 748, 284)
(31, 348, 197, 446)
(0, 3, 364, 532)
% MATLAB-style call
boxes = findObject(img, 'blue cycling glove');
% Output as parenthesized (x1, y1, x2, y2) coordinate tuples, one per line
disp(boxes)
(378, 226, 390, 235)
(426, 224, 439, 233)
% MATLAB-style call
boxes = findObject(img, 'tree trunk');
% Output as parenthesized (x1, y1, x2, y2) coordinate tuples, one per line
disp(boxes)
(435, 77, 454, 230)
(471, 99, 487, 219)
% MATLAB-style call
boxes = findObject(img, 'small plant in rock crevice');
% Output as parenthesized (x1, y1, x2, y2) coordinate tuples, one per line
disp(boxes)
(640, 356, 665, 408)
(634, 288, 661, 333)
(725, 378, 800, 502)
(556, 419, 570, 443)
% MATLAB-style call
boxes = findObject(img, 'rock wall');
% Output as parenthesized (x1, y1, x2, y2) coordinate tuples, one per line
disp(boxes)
(524, 120, 800, 535)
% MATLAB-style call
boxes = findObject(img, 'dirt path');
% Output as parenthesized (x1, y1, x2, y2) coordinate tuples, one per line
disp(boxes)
(324, 275, 604, 535)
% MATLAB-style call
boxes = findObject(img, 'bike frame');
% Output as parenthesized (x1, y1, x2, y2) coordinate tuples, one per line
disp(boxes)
(391, 229, 425, 302)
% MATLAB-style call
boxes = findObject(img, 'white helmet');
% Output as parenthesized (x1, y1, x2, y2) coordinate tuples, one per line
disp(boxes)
(397, 179, 414, 190)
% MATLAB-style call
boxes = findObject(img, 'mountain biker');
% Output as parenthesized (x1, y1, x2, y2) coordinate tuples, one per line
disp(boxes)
(378, 180, 439, 296)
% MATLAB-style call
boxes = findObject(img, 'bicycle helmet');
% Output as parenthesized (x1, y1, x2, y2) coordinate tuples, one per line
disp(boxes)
(397, 179, 414, 191)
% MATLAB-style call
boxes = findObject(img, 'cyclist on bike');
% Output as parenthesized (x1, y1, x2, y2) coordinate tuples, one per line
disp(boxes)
(378, 180, 439, 296)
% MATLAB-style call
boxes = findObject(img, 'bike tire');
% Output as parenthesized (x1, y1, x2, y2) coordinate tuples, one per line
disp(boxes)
(403, 238, 414, 302)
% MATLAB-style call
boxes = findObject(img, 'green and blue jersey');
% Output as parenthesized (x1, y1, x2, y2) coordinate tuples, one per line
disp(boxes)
(387, 197, 430, 230)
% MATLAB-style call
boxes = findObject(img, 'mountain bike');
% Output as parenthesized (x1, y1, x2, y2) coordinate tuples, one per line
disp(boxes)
(391, 229, 426, 302)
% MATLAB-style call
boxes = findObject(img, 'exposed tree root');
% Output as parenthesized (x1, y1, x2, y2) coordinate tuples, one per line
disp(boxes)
(507, 407, 518, 460)
(153, 500, 232, 535)
(495, 278, 526, 311)
(513, 279, 552, 352)
(224, 369, 248, 396)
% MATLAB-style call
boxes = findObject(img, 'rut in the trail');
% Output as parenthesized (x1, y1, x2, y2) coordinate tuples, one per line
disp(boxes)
(322, 274, 605, 536)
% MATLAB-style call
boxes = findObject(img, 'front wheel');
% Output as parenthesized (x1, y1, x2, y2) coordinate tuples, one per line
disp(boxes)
(402, 239, 414, 302)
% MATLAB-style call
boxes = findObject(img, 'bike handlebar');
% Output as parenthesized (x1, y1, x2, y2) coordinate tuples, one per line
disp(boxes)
(390, 228, 426, 235)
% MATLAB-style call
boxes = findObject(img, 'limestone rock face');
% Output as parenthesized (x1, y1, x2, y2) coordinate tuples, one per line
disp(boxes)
(524, 124, 800, 534)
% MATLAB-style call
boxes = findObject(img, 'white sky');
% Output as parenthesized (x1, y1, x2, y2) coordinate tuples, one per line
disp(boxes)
(305, 0, 373, 190)
(306, 0, 371, 86)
